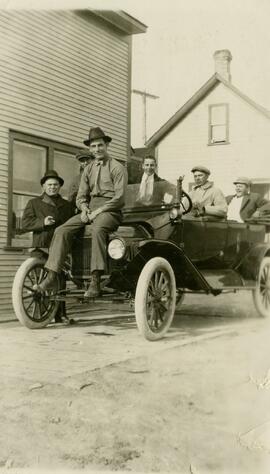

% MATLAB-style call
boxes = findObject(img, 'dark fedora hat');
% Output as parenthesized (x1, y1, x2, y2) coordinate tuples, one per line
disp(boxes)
(83, 127, 112, 146)
(40, 170, 64, 186)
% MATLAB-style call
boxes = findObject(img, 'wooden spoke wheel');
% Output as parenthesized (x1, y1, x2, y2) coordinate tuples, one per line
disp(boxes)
(135, 257, 176, 341)
(12, 257, 60, 329)
(252, 256, 270, 318)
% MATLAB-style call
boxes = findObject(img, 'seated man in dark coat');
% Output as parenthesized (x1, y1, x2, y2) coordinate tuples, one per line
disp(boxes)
(22, 169, 74, 249)
(22, 170, 74, 323)
(226, 177, 270, 222)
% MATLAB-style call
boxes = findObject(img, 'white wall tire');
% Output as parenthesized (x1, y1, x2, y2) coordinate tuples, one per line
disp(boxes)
(12, 257, 60, 329)
(252, 256, 270, 318)
(135, 257, 176, 341)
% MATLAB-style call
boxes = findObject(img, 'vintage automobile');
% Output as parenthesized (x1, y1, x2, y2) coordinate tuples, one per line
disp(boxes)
(12, 178, 270, 340)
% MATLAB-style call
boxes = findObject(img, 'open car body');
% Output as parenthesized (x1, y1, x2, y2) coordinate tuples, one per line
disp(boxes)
(12, 180, 270, 340)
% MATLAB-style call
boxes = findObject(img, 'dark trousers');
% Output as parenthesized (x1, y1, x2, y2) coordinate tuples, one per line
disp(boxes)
(46, 211, 122, 274)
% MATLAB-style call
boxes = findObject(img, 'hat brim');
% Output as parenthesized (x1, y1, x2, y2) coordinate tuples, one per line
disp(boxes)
(233, 181, 249, 185)
(40, 176, 64, 186)
(83, 135, 112, 146)
(191, 168, 210, 175)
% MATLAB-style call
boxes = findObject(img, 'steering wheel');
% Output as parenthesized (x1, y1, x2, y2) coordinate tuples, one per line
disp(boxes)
(179, 190, 193, 214)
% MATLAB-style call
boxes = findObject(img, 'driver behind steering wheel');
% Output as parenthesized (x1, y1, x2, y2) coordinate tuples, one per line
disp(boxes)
(183, 165, 227, 218)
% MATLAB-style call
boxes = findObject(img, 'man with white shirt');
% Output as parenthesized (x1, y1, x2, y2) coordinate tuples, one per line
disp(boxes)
(226, 177, 270, 222)
(137, 155, 163, 205)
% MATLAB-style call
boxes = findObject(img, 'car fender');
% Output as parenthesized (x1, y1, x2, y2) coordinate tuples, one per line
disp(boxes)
(237, 243, 270, 280)
(136, 239, 214, 293)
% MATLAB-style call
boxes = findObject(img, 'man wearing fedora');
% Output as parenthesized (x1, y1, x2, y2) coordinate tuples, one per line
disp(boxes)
(226, 177, 270, 222)
(186, 165, 227, 218)
(33, 127, 128, 298)
(22, 169, 74, 249)
(67, 148, 94, 209)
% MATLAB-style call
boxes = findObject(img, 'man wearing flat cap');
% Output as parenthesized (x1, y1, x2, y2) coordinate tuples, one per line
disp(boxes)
(67, 148, 94, 209)
(226, 177, 270, 222)
(33, 127, 128, 298)
(22, 170, 74, 249)
(188, 165, 227, 218)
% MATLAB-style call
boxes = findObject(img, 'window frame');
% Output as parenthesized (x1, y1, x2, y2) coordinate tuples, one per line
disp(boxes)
(208, 103, 229, 146)
(7, 130, 81, 248)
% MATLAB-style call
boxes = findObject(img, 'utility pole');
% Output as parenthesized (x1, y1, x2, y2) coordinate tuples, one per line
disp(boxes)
(132, 89, 159, 144)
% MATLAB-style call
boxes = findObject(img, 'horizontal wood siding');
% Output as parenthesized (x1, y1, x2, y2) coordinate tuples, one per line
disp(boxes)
(157, 82, 270, 195)
(0, 10, 130, 317)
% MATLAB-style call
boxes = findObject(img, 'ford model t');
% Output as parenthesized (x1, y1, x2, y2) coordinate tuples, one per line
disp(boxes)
(12, 178, 270, 340)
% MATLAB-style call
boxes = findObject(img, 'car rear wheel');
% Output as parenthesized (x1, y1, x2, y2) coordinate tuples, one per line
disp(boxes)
(252, 256, 270, 318)
(135, 257, 176, 341)
(12, 257, 60, 329)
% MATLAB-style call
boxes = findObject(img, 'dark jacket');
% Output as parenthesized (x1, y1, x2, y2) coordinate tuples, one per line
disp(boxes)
(22, 193, 74, 248)
(67, 173, 82, 211)
(226, 192, 270, 221)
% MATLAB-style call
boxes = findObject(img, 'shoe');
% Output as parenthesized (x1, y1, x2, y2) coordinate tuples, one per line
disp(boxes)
(33, 270, 58, 293)
(84, 271, 101, 298)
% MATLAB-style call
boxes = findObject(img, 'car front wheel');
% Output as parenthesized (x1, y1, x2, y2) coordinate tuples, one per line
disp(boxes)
(12, 257, 61, 329)
(252, 256, 270, 318)
(135, 257, 176, 341)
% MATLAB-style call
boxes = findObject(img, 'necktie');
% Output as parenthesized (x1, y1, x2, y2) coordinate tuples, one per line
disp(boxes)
(93, 161, 101, 196)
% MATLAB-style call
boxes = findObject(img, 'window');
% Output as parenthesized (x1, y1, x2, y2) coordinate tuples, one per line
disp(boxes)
(208, 104, 229, 145)
(8, 132, 80, 247)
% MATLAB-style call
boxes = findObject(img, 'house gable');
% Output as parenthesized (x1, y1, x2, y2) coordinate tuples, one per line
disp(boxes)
(147, 74, 270, 148)
(156, 81, 270, 195)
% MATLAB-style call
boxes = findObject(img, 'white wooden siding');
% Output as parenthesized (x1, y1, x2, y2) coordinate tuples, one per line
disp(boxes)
(157, 82, 270, 196)
(0, 10, 131, 317)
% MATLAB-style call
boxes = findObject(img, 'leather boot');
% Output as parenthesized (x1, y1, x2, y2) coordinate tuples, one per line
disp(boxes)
(33, 270, 58, 293)
(84, 271, 101, 298)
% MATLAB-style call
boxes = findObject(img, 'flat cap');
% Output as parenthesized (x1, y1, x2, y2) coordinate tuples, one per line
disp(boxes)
(191, 165, 211, 175)
(233, 176, 251, 186)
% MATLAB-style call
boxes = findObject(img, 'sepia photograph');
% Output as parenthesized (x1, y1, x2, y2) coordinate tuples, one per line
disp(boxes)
(1, 0, 270, 472)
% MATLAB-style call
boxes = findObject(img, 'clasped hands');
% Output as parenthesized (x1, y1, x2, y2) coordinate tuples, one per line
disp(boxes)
(80, 206, 101, 224)
(192, 201, 205, 216)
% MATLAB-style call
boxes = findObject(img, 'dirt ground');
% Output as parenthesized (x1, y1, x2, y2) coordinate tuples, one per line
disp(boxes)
(1, 293, 270, 473)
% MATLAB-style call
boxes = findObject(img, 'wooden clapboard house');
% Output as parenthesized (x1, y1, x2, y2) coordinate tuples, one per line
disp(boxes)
(0, 9, 146, 316)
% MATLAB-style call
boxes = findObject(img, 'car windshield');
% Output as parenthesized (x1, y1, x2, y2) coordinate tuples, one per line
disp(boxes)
(124, 181, 177, 211)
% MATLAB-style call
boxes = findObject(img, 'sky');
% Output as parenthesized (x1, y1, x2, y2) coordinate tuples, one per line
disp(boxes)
(1, 0, 270, 147)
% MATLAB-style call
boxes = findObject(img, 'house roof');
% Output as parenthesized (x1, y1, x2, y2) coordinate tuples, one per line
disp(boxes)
(91, 10, 147, 35)
(146, 73, 270, 147)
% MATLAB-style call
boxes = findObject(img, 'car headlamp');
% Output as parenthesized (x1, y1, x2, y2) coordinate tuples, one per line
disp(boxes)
(108, 238, 126, 260)
(169, 207, 180, 220)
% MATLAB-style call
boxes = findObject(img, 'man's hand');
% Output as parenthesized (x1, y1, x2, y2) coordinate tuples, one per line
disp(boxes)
(192, 202, 205, 216)
(44, 216, 55, 226)
(251, 210, 260, 219)
(80, 209, 90, 223)
(87, 208, 102, 222)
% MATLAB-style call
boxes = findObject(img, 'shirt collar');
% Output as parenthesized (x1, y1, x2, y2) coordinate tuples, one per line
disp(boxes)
(142, 172, 154, 182)
(94, 156, 109, 166)
(194, 181, 213, 190)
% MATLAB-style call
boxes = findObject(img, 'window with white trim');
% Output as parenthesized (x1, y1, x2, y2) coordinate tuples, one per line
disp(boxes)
(208, 104, 229, 145)
(8, 132, 80, 247)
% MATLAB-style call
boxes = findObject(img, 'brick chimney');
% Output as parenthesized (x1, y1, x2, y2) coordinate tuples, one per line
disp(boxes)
(213, 49, 232, 82)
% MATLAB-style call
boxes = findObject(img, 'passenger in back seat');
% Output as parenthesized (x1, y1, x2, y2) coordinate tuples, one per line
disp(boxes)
(226, 177, 270, 222)
(136, 155, 166, 206)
